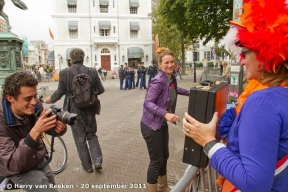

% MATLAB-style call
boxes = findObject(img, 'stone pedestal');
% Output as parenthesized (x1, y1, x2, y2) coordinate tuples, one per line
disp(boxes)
(0, 32, 23, 85)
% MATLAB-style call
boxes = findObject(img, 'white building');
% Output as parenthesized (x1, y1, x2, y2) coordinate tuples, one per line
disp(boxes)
(185, 39, 217, 67)
(51, 0, 153, 71)
(28, 44, 40, 67)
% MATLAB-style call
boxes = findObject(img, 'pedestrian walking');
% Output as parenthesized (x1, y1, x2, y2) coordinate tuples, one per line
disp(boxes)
(98, 67, 105, 81)
(118, 65, 125, 90)
(102, 68, 107, 80)
(148, 62, 157, 84)
(175, 64, 182, 80)
(135, 63, 141, 87)
(141, 47, 189, 191)
(139, 63, 147, 90)
(45, 48, 105, 173)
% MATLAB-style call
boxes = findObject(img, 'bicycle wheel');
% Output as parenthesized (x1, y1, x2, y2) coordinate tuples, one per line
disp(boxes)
(42, 134, 68, 174)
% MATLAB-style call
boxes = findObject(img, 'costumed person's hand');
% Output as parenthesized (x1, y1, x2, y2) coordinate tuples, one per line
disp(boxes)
(183, 112, 218, 147)
(54, 121, 67, 133)
(165, 112, 180, 123)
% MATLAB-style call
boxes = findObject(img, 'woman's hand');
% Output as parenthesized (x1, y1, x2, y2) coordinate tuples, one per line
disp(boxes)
(165, 112, 180, 123)
(183, 112, 218, 147)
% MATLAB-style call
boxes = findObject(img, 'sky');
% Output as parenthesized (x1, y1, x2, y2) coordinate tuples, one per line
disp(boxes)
(4, 0, 54, 49)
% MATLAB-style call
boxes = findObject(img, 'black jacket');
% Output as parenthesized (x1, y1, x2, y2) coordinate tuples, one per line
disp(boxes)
(50, 63, 105, 115)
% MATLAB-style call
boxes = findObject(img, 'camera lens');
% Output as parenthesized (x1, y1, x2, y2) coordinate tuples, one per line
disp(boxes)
(56, 111, 77, 125)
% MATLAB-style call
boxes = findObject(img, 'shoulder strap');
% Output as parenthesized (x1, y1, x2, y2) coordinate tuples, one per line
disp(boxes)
(69, 66, 78, 76)
(84, 66, 89, 74)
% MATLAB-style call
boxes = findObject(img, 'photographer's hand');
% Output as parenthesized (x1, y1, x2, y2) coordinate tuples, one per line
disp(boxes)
(29, 108, 57, 141)
(45, 96, 51, 104)
(54, 121, 67, 134)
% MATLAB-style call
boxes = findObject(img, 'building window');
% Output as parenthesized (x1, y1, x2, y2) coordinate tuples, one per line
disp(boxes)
(69, 29, 78, 39)
(204, 51, 211, 61)
(113, 26, 115, 33)
(100, 29, 110, 36)
(68, 4, 77, 13)
(95, 55, 97, 62)
(113, 0, 115, 7)
(130, 7, 138, 14)
(114, 55, 116, 61)
(130, 30, 138, 39)
(93, 0, 95, 7)
(100, 5, 108, 13)
(101, 48, 110, 53)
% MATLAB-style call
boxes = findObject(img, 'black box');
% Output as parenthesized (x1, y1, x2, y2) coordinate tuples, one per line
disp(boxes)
(182, 81, 229, 167)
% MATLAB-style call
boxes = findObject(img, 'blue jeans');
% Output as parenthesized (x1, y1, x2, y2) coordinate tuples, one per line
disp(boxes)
(148, 73, 155, 84)
(125, 75, 132, 90)
(175, 72, 182, 79)
(131, 76, 135, 89)
(120, 78, 124, 89)
(140, 75, 146, 89)
(136, 75, 140, 87)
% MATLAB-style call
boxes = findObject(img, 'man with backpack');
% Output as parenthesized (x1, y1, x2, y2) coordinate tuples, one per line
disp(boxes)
(45, 48, 105, 173)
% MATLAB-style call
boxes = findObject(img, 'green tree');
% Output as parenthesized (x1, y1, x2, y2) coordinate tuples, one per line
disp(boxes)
(153, 0, 233, 43)
(151, 1, 194, 74)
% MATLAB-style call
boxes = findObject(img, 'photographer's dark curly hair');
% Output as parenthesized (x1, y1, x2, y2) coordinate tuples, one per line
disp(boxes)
(2, 72, 38, 99)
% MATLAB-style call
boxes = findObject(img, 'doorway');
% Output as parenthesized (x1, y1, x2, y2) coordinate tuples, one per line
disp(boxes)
(101, 55, 111, 71)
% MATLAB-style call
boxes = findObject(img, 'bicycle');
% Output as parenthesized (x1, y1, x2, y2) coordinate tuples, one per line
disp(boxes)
(38, 95, 68, 174)
(41, 132, 68, 174)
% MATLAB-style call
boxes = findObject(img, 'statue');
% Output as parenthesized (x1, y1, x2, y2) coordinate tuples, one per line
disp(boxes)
(0, 0, 27, 31)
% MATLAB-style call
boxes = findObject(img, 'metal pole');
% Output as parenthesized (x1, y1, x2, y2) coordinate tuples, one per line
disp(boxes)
(193, 51, 196, 82)
(59, 58, 61, 71)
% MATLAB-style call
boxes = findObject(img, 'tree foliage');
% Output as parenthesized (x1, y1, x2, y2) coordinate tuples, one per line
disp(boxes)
(152, 0, 234, 46)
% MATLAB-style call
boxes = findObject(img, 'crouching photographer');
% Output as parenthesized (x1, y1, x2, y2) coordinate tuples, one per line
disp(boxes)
(0, 72, 67, 192)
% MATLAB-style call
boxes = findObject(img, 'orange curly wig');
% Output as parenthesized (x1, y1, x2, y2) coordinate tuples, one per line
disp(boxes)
(237, 0, 288, 72)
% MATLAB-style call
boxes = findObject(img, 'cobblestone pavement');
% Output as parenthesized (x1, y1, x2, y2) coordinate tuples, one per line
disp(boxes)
(9, 70, 203, 192)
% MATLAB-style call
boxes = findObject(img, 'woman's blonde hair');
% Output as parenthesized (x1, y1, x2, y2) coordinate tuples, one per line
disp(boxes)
(156, 47, 174, 63)
(261, 62, 288, 86)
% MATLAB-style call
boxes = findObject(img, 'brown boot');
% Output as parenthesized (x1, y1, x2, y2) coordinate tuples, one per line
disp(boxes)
(157, 175, 171, 192)
(146, 183, 157, 192)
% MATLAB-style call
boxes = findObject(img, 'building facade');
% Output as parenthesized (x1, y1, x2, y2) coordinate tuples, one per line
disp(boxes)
(51, 0, 153, 71)
(0, 18, 7, 32)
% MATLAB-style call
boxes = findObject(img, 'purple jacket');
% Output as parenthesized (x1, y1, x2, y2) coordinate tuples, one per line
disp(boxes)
(141, 71, 189, 130)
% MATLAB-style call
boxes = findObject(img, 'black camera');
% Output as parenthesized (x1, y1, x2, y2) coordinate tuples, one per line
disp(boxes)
(48, 105, 77, 125)
(44, 105, 77, 136)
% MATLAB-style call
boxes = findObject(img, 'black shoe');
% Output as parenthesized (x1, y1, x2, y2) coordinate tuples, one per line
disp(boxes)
(95, 163, 102, 171)
(84, 168, 93, 173)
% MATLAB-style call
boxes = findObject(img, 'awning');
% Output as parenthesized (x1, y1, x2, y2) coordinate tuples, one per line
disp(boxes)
(127, 47, 144, 59)
(129, 0, 139, 7)
(47, 51, 55, 61)
(99, 0, 109, 5)
(130, 22, 140, 30)
(68, 21, 78, 30)
(66, 48, 75, 59)
(99, 21, 111, 30)
(67, 0, 77, 5)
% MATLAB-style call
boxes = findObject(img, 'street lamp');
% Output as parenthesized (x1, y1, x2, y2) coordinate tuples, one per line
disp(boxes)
(192, 41, 199, 82)
(57, 54, 63, 71)
(145, 54, 149, 62)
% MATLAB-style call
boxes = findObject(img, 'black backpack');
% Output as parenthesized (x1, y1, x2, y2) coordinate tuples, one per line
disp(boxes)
(69, 66, 98, 109)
